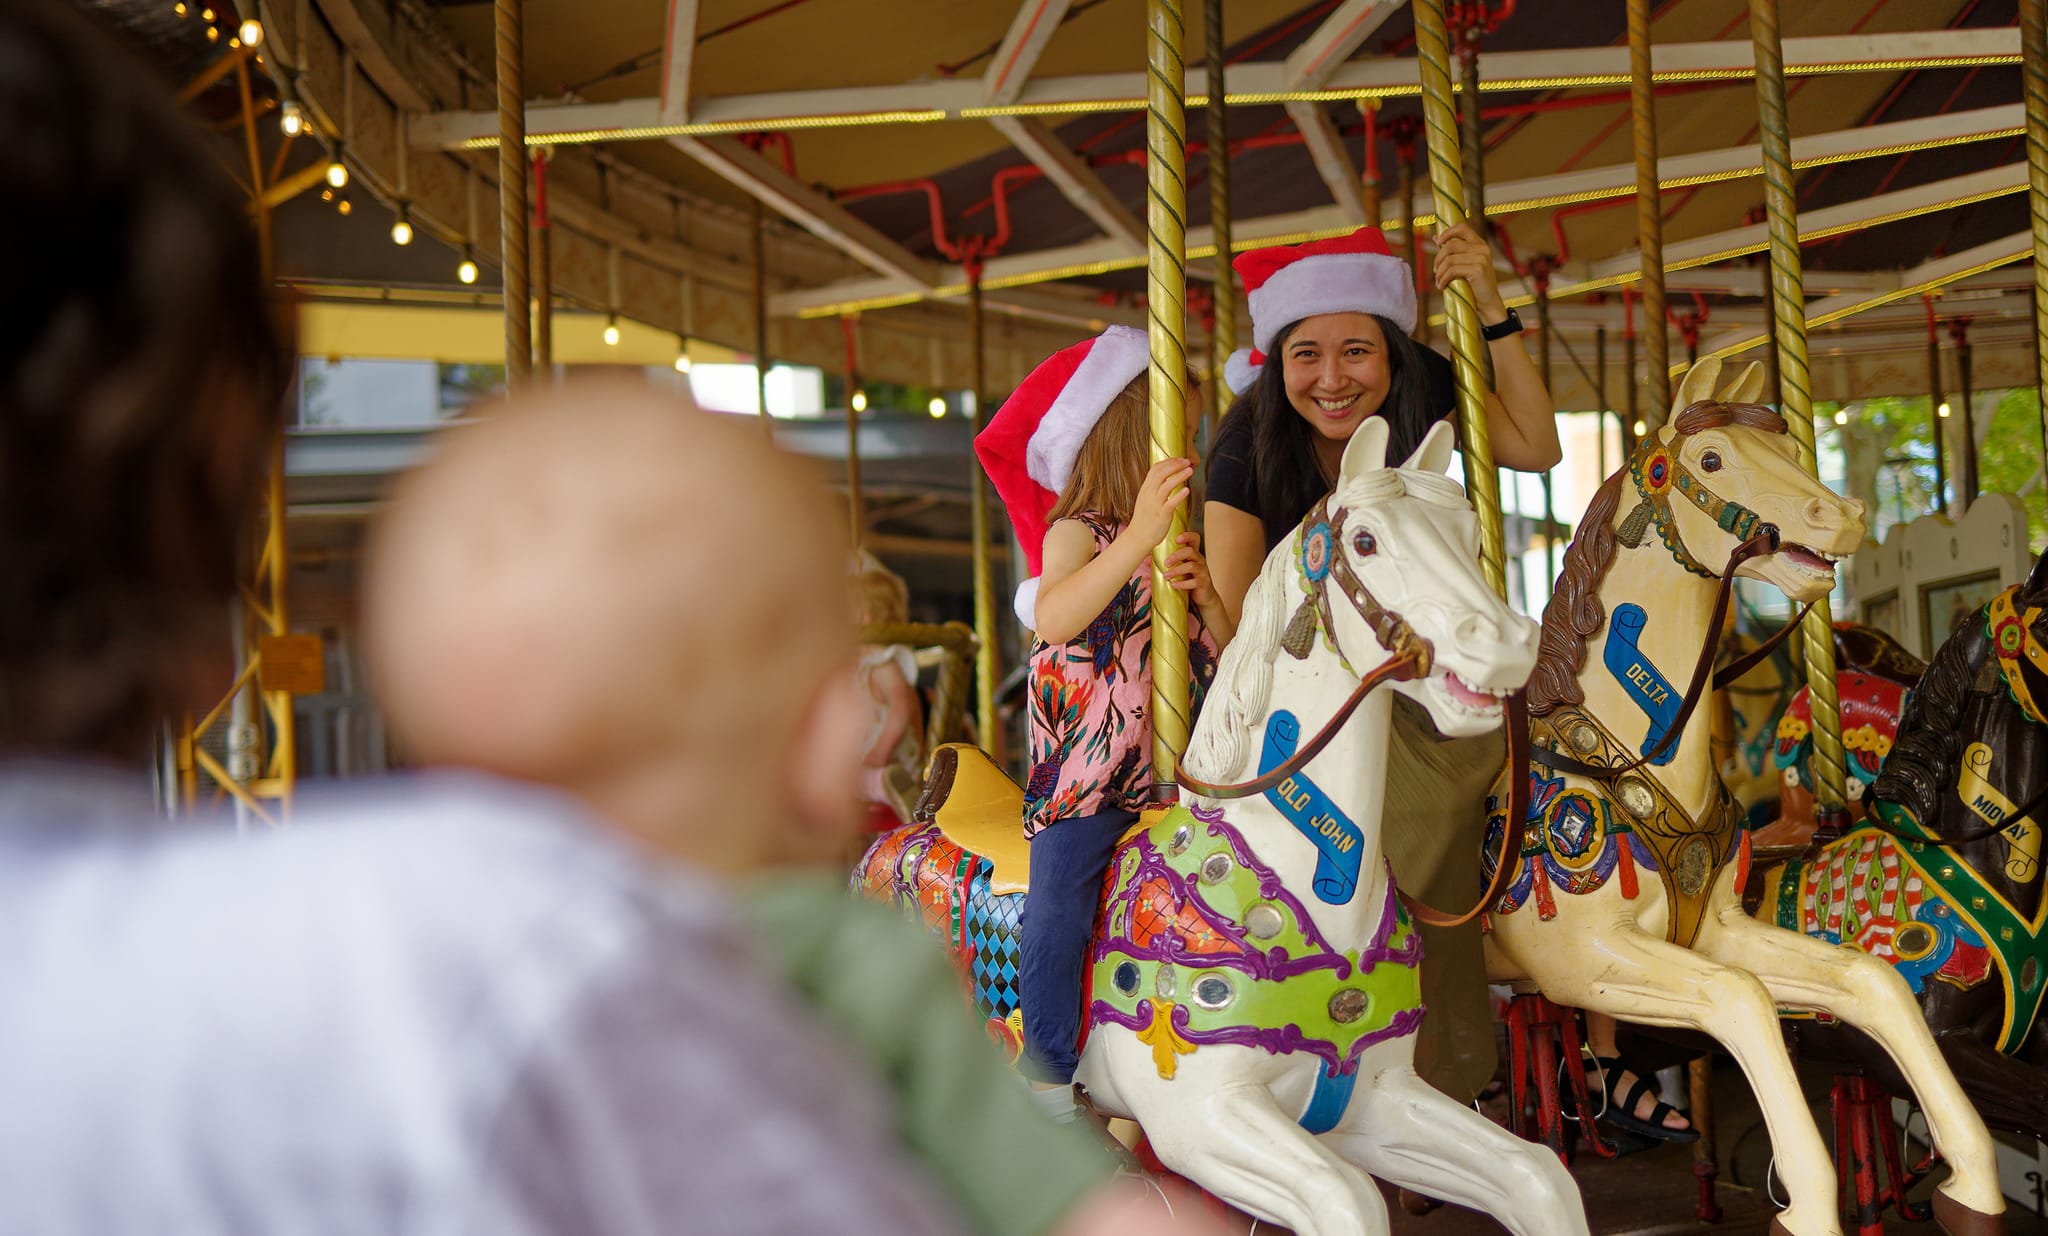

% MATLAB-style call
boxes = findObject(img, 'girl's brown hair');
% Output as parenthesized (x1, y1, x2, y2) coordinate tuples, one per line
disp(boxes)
(1046, 371, 1200, 526)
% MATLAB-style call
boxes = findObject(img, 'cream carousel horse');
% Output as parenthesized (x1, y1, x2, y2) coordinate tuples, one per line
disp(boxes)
(1482, 358, 2004, 1236)
(862, 419, 1586, 1236)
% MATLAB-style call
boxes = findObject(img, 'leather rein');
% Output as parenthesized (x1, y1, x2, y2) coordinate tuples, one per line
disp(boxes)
(1173, 497, 1530, 929)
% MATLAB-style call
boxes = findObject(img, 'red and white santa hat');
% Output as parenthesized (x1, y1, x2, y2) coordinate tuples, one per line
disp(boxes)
(974, 324, 1150, 627)
(1229, 226, 1417, 379)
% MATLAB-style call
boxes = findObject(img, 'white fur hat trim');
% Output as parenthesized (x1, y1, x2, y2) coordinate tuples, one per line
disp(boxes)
(1247, 252, 1417, 353)
(1024, 324, 1150, 492)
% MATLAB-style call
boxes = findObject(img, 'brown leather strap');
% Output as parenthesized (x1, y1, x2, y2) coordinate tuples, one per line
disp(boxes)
(1710, 602, 1813, 691)
(1531, 528, 1783, 783)
(1402, 690, 1532, 928)
(1175, 649, 1424, 800)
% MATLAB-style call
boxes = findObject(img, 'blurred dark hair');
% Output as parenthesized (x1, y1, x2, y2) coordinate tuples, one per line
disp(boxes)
(1230, 313, 1435, 538)
(0, 0, 293, 759)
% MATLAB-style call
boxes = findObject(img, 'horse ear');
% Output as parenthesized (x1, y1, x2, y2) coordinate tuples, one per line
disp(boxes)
(1725, 361, 1766, 405)
(2025, 546, 2048, 603)
(1674, 356, 1721, 416)
(1340, 415, 1392, 479)
(1399, 419, 1458, 475)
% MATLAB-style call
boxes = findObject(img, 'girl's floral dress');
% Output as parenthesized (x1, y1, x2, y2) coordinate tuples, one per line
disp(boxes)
(1023, 512, 1218, 835)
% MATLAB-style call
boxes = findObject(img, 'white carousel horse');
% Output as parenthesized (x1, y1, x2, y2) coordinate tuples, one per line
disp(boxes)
(1069, 418, 1585, 1236)
(1482, 358, 2005, 1236)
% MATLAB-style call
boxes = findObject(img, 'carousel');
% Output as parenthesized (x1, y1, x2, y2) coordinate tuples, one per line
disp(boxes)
(138, 0, 2048, 1230)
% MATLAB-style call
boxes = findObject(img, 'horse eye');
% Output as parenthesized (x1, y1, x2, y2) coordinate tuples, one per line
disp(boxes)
(1701, 449, 1723, 473)
(1353, 529, 1377, 557)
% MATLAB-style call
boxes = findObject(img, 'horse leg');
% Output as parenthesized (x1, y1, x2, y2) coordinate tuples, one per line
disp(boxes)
(1506, 921, 1842, 1236)
(1325, 1065, 1589, 1236)
(1697, 890, 2006, 1227)
(1136, 1080, 1388, 1236)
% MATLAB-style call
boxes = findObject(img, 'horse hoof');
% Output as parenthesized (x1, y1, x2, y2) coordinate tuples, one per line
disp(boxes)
(1397, 1189, 1442, 1216)
(1933, 1190, 2006, 1236)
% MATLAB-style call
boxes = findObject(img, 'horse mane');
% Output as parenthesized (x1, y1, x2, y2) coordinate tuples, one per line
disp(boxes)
(1184, 530, 1293, 783)
(1527, 400, 1789, 716)
(1871, 602, 1991, 825)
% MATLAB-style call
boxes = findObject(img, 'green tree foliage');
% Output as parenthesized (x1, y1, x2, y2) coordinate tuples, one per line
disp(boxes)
(1816, 389, 2047, 553)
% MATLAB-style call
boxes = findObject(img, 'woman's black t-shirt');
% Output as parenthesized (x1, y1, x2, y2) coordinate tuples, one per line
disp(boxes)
(1206, 347, 1459, 552)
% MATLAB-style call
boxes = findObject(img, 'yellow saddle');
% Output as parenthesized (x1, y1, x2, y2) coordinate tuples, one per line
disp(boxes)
(912, 743, 1165, 896)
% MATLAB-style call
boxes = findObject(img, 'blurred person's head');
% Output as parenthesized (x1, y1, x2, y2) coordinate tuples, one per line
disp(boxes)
(365, 379, 865, 874)
(0, 0, 292, 761)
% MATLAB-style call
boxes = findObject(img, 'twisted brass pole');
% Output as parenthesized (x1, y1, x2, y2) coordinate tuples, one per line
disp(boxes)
(494, 0, 530, 385)
(1145, 0, 1193, 779)
(1629, 0, 1669, 425)
(1751, 0, 1847, 814)
(1457, 34, 1485, 231)
(1928, 299, 1948, 515)
(1413, 0, 1506, 599)
(2024, 0, 2048, 524)
(969, 268, 1000, 750)
(752, 199, 771, 435)
(1204, 0, 1236, 409)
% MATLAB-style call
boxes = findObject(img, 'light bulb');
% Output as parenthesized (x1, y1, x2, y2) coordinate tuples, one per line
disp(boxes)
(228, 37, 241, 48)
(238, 18, 262, 45)
(603, 317, 621, 347)
(1632, 419, 1647, 437)
(173, 2, 186, 14)
(390, 217, 413, 246)
(674, 353, 691, 374)
(319, 187, 333, 202)
(457, 256, 478, 285)
(279, 99, 303, 136)
(200, 6, 214, 18)
(928, 396, 946, 419)
(336, 198, 352, 215)
(851, 389, 868, 414)
(1938, 400, 1952, 419)
(206, 24, 218, 40)
(1833, 409, 1848, 426)
(325, 160, 348, 189)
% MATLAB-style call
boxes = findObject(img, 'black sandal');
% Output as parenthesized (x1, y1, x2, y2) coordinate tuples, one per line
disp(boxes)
(1591, 1055, 1699, 1143)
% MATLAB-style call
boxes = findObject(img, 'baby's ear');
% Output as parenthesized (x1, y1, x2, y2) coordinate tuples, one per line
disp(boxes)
(784, 668, 866, 856)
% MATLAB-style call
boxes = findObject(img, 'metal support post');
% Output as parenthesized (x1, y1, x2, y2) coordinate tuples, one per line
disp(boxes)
(1204, 0, 1235, 414)
(1145, 0, 1194, 780)
(494, 0, 530, 385)
(1629, 0, 1671, 424)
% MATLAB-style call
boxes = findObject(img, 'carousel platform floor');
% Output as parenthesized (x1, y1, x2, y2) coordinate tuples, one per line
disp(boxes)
(1373, 1056, 2048, 1236)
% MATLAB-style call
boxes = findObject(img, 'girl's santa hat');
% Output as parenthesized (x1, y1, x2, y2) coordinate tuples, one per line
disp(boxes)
(1228, 226, 1417, 380)
(974, 324, 1150, 627)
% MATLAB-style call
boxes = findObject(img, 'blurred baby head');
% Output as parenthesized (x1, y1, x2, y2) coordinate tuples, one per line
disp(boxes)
(365, 378, 864, 874)
(849, 549, 908, 627)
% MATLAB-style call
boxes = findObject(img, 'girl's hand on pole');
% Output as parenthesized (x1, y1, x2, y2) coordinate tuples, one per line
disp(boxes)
(1164, 532, 1216, 607)
(1125, 458, 1194, 550)
(1433, 221, 1511, 324)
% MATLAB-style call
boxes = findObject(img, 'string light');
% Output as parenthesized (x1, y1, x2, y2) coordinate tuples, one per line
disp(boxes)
(173, 2, 186, 14)
(390, 206, 414, 246)
(319, 187, 333, 202)
(200, 6, 214, 18)
(457, 249, 479, 284)
(279, 99, 303, 136)
(850, 389, 868, 414)
(1938, 400, 1952, 419)
(603, 315, 621, 347)
(1632, 419, 1647, 436)
(238, 18, 261, 46)
(928, 396, 946, 419)
(1833, 408, 1849, 426)
(674, 353, 692, 374)
(206, 24, 218, 41)
(336, 197, 352, 216)
(325, 159, 349, 189)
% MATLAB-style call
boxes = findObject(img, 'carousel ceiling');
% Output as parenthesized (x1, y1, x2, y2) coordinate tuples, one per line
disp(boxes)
(86, 0, 2033, 406)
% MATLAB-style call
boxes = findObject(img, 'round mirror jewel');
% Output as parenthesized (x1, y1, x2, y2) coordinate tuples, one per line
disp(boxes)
(1569, 724, 1599, 754)
(1191, 974, 1233, 1010)
(1244, 903, 1284, 940)
(1200, 853, 1233, 885)
(1113, 961, 1141, 995)
(1328, 988, 1370, 1024)
(1617, 776, 1655, 820)
(1167, 824, 1193, 856)
(1155, 967, 1176, 1000)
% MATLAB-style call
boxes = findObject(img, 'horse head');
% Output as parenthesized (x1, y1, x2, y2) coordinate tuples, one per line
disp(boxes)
(1628, 358, 1867, 602)
(1323, 417, 1540, 737)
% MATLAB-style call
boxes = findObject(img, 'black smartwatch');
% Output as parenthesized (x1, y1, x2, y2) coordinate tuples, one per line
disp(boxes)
(1480, 307, 1524, 342)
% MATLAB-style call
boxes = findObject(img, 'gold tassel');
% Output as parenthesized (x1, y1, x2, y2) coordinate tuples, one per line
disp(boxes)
(1617, 499, 1655, 548)
(1281, 594, 1319, 659)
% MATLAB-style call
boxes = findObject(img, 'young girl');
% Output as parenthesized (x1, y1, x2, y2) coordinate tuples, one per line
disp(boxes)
(975, 324, 1235, 1092)
(850, 549, 926, 829)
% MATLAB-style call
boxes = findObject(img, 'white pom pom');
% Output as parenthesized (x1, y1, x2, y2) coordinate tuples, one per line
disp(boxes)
(1013, 577, 1041, 629)
(1222, 349, 1259, 397)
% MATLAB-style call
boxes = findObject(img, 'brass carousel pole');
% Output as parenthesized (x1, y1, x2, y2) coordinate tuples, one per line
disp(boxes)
(968, 263, 1001, 751)
(1145, 0, 1194, 779)
(1391, 118, 1427, 345)
(1751, 0, 1848, 817)
(1413, 0, 1507, 598)
(1629, 0, 1671, 424)
(532, 150, 552, 374)
(2025, 0, 2048, 525)
(1535, 263, 1557, 583)
(1928, 296, 1948, 515)
(494, 0, 530, 385)
(752, 198, 771, 434)
(1204, 0, 1236, 411)
(843, 313, 864, 549)
(1596, 324, 1610, 481)
(1954, 318, 1980, 510)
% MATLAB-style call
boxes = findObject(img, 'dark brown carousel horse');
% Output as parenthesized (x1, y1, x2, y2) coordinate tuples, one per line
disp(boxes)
(1754, 552, 2048, 1142)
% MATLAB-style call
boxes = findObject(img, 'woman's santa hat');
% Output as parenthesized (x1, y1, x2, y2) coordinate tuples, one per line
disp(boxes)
(1224, 226, 1418, 388)
(974, 324, 1150, 627)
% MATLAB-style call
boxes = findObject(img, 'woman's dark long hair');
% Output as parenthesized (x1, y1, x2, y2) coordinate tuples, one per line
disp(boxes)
(1226, 313, 1438, 541)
